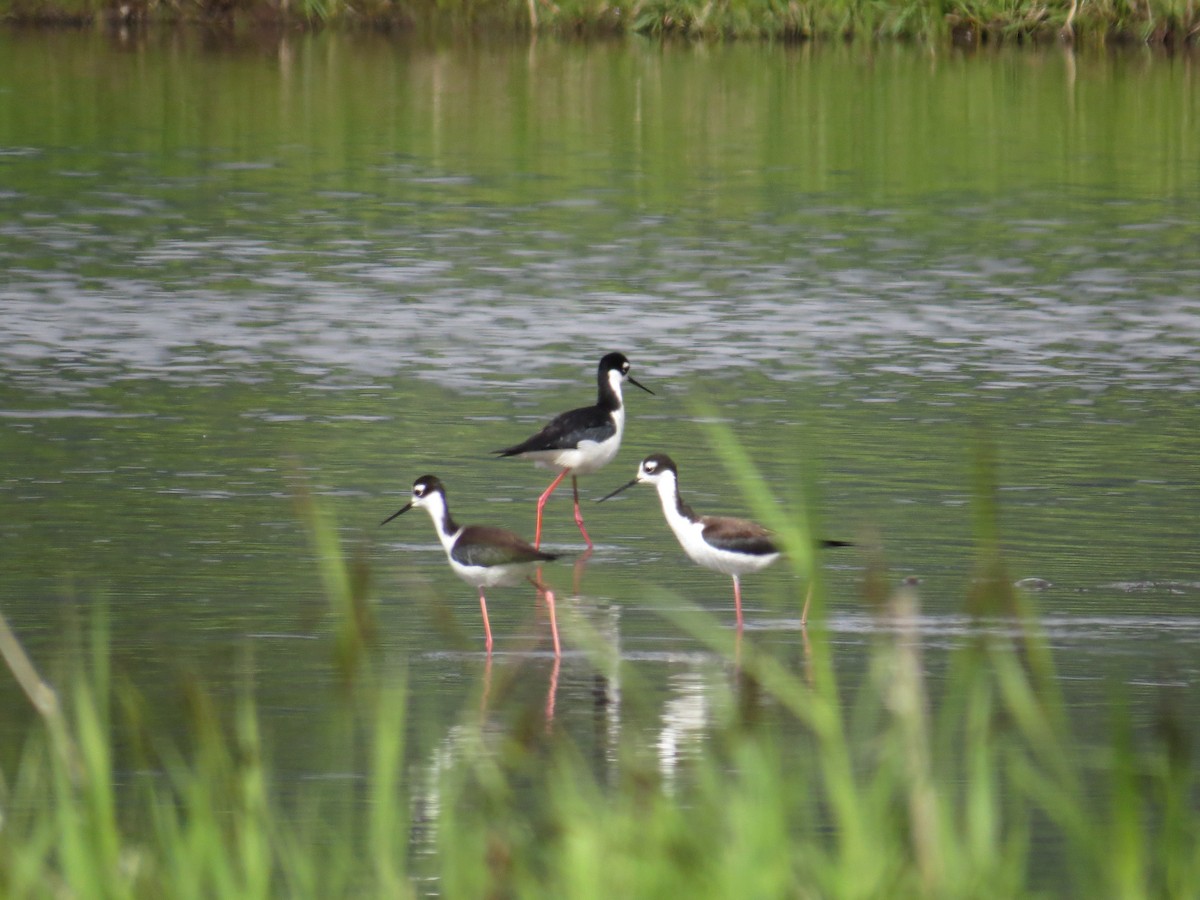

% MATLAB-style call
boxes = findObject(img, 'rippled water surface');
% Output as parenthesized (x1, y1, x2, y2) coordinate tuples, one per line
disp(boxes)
(1, 30, 1199, 861)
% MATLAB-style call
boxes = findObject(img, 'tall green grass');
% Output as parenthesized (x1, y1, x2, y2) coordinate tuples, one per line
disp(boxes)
(0, 434, 1197, 897)
(0, 610, 414, 898)
(2, 0, 1196, 43)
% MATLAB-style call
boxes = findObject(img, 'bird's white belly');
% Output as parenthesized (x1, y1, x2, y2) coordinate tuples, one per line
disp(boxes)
(522, 436, 620, 476)
(672, 520, 781, 577)
(449, 558, 535, 589)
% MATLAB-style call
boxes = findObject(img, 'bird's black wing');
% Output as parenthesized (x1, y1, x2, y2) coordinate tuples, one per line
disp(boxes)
(494, 404, 614, 456)
(700, 517, 780, 557)
(451, 525, 558, 567)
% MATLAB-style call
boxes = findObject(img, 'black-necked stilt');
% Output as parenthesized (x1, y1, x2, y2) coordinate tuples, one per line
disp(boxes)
(600, 454, 847, 630)
(381, 475, 561, 657)
(494, 352, 653, 549)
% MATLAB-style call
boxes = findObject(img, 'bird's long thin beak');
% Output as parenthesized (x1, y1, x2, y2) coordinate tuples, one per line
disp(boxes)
(379, 502, 413, 526)
(628, 376, 654, 396)
(597, 478, 639, 503)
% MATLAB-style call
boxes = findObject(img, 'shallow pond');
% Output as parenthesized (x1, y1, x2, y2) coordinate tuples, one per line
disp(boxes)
(1, 27, 1198, 879)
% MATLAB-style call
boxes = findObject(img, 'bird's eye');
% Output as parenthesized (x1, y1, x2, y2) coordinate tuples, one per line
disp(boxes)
(645, 462, 657, 472)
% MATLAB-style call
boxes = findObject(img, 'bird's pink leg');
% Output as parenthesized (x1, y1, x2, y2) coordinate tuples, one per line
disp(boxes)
(479, 588, 494, 655)
(546, 656, 561, 725)
(733, 575, 744, 631)
(480, 654, 493, 715)
(801, 582, 813, 629)
(571, 476, 594, 549)
(572, 547, 593, 596)
(535, 469, 570, 549)
(545, 588, 561, 658)
(530, 576, 561, 658)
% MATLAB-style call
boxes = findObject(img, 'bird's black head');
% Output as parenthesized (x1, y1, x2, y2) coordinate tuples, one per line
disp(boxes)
(411, 475, 444, 500)
(598, 352, 653, 396)
(597, 452, 678, 503)
(639, 453, 678, 480)
(380, 474, 446, 526)
(599, 352, 631, 376)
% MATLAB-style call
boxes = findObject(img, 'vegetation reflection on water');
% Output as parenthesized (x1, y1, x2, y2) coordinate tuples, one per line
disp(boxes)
(1, 30, 1199, 890)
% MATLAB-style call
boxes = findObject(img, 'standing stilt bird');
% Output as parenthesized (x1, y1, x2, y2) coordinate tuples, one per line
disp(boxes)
(495, 352, 653, 549)
(600, 454, 848, 629)
(381, 475, 561, 656)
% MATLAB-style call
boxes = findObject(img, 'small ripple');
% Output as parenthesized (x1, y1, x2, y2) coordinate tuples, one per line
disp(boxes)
(816, 612, 1200, 640)
(0, 408, 152, 419)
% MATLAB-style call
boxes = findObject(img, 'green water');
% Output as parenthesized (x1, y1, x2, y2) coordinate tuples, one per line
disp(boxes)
(1, 28, 1199, 871)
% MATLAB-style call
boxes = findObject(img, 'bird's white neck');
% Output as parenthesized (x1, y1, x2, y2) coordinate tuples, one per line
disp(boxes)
(652, 472, 696, 539)
(610, 399, 626, 440)
(608, 368, 625, 403)
(600, 367, 625, 412)
(419, 492, 461, 550)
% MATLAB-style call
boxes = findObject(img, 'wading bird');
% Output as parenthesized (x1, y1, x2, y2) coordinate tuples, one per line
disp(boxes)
(495, 352, 652, 549)
(381, 475, 561, 656)
(601, 454, 848, 629)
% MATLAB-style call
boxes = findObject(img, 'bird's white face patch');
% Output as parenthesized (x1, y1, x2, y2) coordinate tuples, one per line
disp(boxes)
(637, 458, 663, 484)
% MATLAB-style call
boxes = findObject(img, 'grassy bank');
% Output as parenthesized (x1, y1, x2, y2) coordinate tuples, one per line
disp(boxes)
(2, 0, 1198, 44)
(0, 438, 1197, 897)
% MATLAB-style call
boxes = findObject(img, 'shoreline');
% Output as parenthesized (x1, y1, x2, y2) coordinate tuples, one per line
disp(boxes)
(3, 0, 1198, 46)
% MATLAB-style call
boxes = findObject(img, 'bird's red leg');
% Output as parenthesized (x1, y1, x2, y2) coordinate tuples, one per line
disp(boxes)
(535, 469, 570, 549)
(571, 476, 593, 548)
(546, 656, 560, 725)
(530, 576, 561, 658)
(479, 588, 494, 655)
(545, 588, 561, 658)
